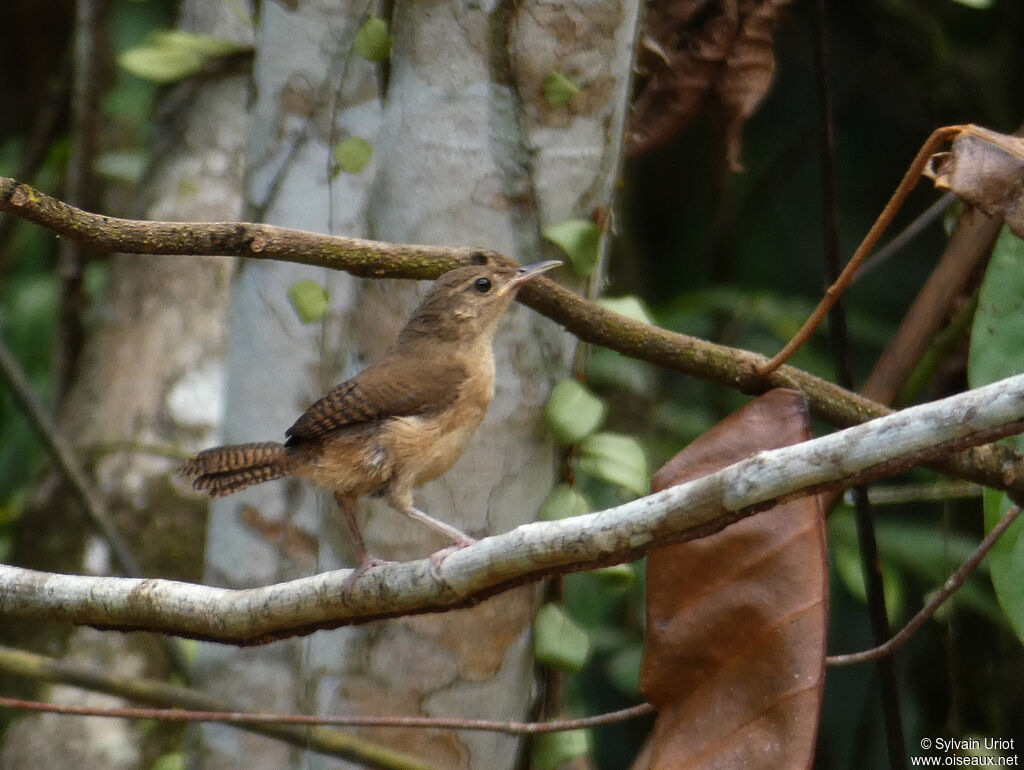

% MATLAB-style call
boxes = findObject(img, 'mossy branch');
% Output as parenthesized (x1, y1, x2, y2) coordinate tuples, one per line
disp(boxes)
(2, 175, 1022, 496)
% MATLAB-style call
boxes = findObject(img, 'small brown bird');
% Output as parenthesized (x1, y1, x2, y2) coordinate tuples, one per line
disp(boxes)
(182, 257, 561, 565)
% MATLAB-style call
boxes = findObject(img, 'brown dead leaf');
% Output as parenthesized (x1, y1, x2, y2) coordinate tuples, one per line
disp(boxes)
(924, 125, 1024, 239)
(627, 0, 789, 168)
(634, 389, 827, 770)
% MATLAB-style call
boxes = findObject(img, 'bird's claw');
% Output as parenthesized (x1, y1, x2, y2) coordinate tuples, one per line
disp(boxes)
(429, 536, 477, 569)
(339, 555, 395, 597)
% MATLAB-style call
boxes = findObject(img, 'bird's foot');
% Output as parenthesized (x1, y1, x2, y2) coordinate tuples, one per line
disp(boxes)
(338, 554, 395, 597)
(429, 535, 477, 570)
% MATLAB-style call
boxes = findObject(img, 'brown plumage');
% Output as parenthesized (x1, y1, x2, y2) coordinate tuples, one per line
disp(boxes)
(181, 258, 560, 565)
(181, 442, 293, 497)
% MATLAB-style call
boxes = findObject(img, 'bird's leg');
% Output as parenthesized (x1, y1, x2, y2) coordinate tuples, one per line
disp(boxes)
(403, 505, 477, 548)
(385, 488, 477, 566)
(400, 505, 478, 569)
(333, 492, 391, 574)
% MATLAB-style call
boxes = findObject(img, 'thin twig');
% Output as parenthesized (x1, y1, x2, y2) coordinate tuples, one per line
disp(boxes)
(861, 208, 1002, 406)
(0, 695, 653, 735)
(827, 504, 1023, 666)
(852, 193, 954, 282)
(0, 338, 143, 577)
(0, 645, 440, 770)
(758, 125, 968, 375)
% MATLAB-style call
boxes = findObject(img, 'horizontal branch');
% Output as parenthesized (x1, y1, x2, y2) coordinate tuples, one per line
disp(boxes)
(0, 177, 484, 278)
(0, 646, 439, 770)
(3, 176, 1022, 496)
(0, 694, 654, 737)
(4, 375, 1024, 645)
(0, 642, 654, 734)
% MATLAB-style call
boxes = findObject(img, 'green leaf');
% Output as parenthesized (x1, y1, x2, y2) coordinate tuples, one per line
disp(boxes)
(530, 730, 590, 770)
(597, 295, 656, 326)
(541, 219, 600, 277)
(605, 642, 643, 696)
(288, 281, 330, 324)
(118, 31, 243, 84)
(332, 137, 373, 174)
(538, 483, 590, 521)
(982, 489, 1024, 637)
(577, 432, 649, 497)
(589, 562, 635, 591)
(118, 46, 204, 84)
(968, 228, 1024, 387)
(833, 544, 906, 625)
(968, 226, 1024, 644)
(354, 17, 392, 62)
(161, 30, 243, 58)
(543, 379, 607, 445)
(533, 603, 590, 673)
(542, 71, 581, 107)
(150, 753, 185, 770)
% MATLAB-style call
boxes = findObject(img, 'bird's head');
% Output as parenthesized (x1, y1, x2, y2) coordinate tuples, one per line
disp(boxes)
(400, 257, 561, 344)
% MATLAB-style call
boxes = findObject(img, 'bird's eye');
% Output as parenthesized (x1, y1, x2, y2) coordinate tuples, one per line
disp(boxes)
(473, 277, 492, 293)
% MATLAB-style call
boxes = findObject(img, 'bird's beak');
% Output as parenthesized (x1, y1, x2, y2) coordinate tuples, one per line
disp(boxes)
(497, 260, 562, 297)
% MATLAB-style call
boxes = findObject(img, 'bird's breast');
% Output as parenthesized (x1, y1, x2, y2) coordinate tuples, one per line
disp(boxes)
(383, 364, 494, 487)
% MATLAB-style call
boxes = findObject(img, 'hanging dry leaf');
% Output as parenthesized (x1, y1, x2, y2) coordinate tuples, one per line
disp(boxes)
(634, 389, 827, 770)
(924, 125, 1024, 239)
(627, 0, 789, 168)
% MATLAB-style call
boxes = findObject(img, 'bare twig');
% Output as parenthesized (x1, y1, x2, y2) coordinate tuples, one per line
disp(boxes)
(0, 176, 486, 277)
(758, 125, 969, 375)
(0, 693, 653, 736)
(852, 193, 954, 282)
(0, 645, 441, 770)
(0, 642, 650, 767)
(827, 504, 1023, 666)
(861, 208, 1002, 405)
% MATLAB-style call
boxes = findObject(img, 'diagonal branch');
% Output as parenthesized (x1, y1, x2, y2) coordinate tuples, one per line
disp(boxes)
(827, 504, 1023, 667)
(3, 374, 1024, 645)
(758, 125, 969, 374)
(0, 337, 193, 680)
(2, 176, 1024, 497)
(0, 338, 143, 578)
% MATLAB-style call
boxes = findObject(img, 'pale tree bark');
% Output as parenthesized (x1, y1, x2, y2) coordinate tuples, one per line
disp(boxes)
(0, 3, 252, 769)
(188, 3, 385, 768)
(188, 1, 640, 769)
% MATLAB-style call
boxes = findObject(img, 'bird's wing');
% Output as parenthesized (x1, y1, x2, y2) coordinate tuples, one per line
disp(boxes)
(285, 356, 468, 442)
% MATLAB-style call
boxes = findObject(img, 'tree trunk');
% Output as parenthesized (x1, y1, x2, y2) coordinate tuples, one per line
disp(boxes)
(188, 2, 639, 768)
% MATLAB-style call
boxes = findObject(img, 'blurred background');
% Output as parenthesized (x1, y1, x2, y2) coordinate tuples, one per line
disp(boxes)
(1, 1, 1022, 768)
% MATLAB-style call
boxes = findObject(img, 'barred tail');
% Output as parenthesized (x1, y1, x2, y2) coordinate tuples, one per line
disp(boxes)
(180, 442, 294, 497)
